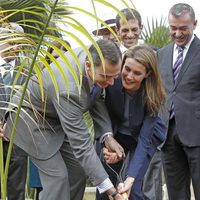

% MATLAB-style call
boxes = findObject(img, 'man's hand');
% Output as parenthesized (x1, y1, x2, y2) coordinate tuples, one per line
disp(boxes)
(0, 123, 9, 142)
(103, 147, 119, 164)
(106, 187, 126, 200)
(104, 135, 124, 160)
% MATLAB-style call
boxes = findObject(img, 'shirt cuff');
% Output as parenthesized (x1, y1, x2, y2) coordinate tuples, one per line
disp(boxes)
(99, 132, 113, 143)
(96, 177, 114, 194)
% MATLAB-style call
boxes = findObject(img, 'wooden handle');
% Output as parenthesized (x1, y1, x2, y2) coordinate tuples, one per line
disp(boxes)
(122, 192, 128, 200)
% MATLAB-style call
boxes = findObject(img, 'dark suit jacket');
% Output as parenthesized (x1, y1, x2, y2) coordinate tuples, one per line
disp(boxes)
(157, 35, 200, 146)
(104, 77, 167, 178)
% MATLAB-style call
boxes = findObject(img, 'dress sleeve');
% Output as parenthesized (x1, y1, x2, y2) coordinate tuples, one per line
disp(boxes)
(127, 115, 166, 178)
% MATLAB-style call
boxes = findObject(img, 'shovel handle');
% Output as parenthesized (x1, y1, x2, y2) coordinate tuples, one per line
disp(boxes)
(122, 192, 128, 200)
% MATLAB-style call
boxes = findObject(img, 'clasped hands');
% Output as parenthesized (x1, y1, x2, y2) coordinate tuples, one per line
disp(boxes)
(104, 135, 135, 199)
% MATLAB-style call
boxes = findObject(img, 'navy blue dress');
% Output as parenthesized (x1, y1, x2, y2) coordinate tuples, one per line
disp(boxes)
(97, 76, 166, 200)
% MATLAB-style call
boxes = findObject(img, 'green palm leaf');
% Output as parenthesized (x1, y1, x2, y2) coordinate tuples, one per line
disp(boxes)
(141, 17, 172, 49)
(0, 0, 136, 198)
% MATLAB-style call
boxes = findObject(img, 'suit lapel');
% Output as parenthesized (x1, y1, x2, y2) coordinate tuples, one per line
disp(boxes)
(175, 36, 200, 88)
(168, 45, 174, 85)
(162, 44, 174, 87)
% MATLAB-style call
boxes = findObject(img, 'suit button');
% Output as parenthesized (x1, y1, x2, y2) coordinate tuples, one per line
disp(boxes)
(173, 91, 176, 95)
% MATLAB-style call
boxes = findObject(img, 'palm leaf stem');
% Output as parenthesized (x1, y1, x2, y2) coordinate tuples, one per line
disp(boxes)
(2, 1, 59, 199)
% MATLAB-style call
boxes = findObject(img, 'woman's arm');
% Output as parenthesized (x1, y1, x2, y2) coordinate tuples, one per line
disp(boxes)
(127, 115, 166, 178)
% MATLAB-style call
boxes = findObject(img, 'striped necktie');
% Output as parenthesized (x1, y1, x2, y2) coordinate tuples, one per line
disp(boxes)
(170, 46, 184, 119)
(173, 46, 184, 83)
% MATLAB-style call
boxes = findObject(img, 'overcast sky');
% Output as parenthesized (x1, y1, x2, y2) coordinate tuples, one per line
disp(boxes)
(66, 0, 200, 48)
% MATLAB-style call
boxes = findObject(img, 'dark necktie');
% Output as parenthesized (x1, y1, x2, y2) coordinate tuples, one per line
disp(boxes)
(90, 84, 99, 102)
(170, 46, 184, 119)
(173, 46, 184, 83)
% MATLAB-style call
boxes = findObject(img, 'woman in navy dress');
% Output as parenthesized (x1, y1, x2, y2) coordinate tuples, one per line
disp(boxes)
(102, 45, 166, 199)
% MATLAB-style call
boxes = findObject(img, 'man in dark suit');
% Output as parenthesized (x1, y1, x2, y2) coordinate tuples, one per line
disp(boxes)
(157, 3, 200, 200)
(0, 23, 28, 200)
(3, 39, 126, 200)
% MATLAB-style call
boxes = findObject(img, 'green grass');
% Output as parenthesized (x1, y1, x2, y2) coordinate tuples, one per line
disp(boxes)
(83, 192, 95, 200)
(26, 190, 95, 200)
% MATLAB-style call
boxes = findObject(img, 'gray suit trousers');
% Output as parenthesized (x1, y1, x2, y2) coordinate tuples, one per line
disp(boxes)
(31, 139, 86, 200)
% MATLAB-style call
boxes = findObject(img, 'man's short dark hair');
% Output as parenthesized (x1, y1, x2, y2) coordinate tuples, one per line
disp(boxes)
(169, 3, 195, 21)
(88, 39, 121, 67)
(116, 8, 142, 29)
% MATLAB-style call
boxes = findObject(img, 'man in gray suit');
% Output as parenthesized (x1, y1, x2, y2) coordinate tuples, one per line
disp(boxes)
(3, 39, 126, 200)
(157, 3, 200, 200)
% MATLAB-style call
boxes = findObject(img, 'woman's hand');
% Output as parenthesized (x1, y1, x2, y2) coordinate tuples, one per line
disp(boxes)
(114, 193, 127, 200)
(117, 177, 135, 198)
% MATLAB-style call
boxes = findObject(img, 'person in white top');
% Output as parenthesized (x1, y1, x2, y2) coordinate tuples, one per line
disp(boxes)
(92, 18, 117, 42)
(115, 8, 143, 54)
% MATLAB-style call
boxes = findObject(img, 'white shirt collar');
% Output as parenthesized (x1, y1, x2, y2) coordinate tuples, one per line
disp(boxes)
(0, 57, 7, 66)
(173, 34, 195, 64)
(120, 40, 144, 54)
(120, 44, 127, 54)
(174, 34, 195, 51)
(0, 58, 15, 77)
(0, 57, 15, 67)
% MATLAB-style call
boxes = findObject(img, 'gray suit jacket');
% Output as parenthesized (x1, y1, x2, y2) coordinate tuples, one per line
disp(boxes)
(157, 35, 200, 146)
(5, 47, 113, 185)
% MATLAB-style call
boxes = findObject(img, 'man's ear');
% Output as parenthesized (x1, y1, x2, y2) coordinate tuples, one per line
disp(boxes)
(140, 24, 144, 31)
(193, 20, 198, 29)
(115, 26, 120, 36)
(85, 60, 91, 70)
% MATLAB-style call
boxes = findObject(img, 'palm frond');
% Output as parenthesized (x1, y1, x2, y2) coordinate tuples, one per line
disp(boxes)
(1, 0, 71, 36)
(141, 17, 172, 49)
(0, 0, 137, 198)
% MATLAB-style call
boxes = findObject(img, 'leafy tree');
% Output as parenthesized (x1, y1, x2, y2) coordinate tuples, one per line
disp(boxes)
(141, 17, 172, 49)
